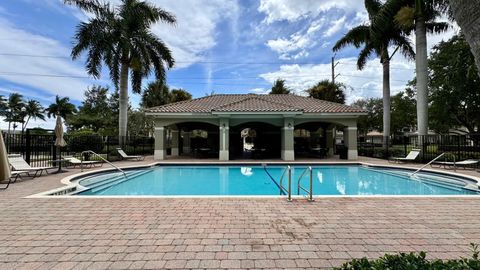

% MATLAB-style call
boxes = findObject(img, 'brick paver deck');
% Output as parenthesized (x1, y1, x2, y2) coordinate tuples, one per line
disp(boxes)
(1, 157, 479, 269)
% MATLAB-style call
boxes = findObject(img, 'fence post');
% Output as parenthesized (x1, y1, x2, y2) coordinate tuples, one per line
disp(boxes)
(25, 129, 31, 164)
(106, 136, 109, 161)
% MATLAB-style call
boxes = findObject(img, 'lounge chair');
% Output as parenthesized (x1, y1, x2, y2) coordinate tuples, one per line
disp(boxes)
(389, 149, 421, 163)
(7, 154, 53, 177)
(64, 157, 104, 168)
(0, 171, 29, 190)
(431, 159, 479, 170)
(117, 148, 145, 161)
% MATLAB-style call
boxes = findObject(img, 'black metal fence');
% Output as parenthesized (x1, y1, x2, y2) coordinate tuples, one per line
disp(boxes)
(3, 129, 154, 167)
(358, 134, 480, 163)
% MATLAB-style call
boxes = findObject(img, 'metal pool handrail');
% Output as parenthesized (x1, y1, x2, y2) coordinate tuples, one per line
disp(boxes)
(297, 166, 314, 201)
(279, 165, 292, 201)
(80, 150, 127, 179)
(411, 153, 445, 177)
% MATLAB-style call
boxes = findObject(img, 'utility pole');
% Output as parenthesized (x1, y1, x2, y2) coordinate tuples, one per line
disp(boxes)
(331, 53, 340, 84)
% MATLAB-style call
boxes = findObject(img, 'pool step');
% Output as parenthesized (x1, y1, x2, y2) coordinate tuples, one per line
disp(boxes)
(86, 169, 152, 193)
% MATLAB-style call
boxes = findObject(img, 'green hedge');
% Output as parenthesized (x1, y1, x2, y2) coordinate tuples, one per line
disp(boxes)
(335, 244, 479, 270)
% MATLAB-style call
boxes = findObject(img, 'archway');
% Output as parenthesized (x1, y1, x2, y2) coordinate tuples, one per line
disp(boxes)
(175, 122, 219, 158)
(230, 122, 281, 159)
(294, 121, 344, 159)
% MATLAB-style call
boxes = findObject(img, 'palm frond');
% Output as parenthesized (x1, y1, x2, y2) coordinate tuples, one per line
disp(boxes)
(357, 44, 376, 70)
(426, 21, 450, 34)
(333, 25, 369, 51)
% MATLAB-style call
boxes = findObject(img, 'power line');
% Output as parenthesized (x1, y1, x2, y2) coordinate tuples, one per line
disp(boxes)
(0, 52, 416, 70)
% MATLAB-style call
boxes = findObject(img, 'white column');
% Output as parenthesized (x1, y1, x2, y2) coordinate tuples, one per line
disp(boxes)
(344, 126, 358, 160)
(219, 118, 229, 161)
(281, 118, 295, 161)
(171, 129, 179, 156)
(154, 126, 166, 160)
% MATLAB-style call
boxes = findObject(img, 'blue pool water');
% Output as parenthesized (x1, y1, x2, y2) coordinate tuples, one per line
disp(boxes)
(77, 165, 479, 196)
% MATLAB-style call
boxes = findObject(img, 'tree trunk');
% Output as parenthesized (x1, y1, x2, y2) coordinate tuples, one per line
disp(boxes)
(118, 62, 129, 145)
(416, 15, 428, 136)
(449, 0, 480, 76)
(382, 59, 391, 148)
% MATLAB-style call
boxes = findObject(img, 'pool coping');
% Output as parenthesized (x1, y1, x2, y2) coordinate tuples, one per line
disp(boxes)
(26, 161, 480, 198)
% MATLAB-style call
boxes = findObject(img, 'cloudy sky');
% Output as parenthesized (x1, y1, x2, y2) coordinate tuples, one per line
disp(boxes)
(0, 0, 457, 129)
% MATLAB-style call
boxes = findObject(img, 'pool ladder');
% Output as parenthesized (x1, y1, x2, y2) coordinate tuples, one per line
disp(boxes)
(80, 150, 128, 179)
(278, 165, 314, 202)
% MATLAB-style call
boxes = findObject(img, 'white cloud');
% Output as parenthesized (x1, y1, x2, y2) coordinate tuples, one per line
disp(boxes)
(258, 0, 364, 24)
(249, 88, 269, 95)
(103, 0, 240, 68)
(323, 16, 346, 37)
(0, 18, 93, 101)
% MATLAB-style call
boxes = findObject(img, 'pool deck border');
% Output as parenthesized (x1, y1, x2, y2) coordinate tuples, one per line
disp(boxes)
(27, 160, 480, 199)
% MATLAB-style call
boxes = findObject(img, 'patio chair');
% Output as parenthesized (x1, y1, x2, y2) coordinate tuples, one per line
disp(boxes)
(7, 154, 53, 177)
(0, 171, 29, 190)
(389, 149, 421, 163)
(64, 157, 104, 168)
(117, 148, 145, 161)
(431, 159, 479, 170)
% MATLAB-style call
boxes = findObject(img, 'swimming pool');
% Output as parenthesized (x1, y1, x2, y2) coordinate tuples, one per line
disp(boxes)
(73, 165, 480, 196)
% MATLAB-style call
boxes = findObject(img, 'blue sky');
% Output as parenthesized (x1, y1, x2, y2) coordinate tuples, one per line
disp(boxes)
(0, 0, 456, 129)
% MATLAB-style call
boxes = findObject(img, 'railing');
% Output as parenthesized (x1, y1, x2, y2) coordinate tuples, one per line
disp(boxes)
(279, 165, 292, 201)
(410, 153, 445, 177)
(81, 150, 127, 179)
(297, 166, 314, 201)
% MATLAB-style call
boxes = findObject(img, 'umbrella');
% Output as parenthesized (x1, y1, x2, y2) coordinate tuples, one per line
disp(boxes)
(54, 116, 67, 173)
(0, 131, 11, 183)
(54, 116, 67, 147)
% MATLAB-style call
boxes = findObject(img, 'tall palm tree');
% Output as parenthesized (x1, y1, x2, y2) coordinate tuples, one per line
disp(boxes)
(46, 95, 77, 120)
(65, 0, 176, 144)
(270, 79, 291, 94)
(3, 93, 25, 133)
(448, 0, 480, 75)
(372, 0, 449, 137)
(333, 0, 415, 145)
(21, 100, 46, 133)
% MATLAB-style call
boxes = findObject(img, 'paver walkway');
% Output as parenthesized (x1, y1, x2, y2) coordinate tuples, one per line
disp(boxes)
(1, 157, 479, 269)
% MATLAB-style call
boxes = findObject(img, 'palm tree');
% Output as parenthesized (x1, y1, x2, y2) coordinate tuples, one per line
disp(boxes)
(65, 0, 176, 144)
(140, 81, 171, 108)
(21, 100, 46, 133)
(306, 80, 347, 104)
(46, 95, 77, 120)
(269, 79, 291, 94)
(3, 93, 25, 133)
(333, 0, 414, 145)
(448, 0, 480, 75)
(373, 0, 449, 137)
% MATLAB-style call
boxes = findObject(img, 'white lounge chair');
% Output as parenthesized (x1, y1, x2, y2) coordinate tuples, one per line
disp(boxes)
(389, 149, 421, 163)
(431, 159, 479, 170)
(64, 157, 103, 168)
(8, 154, 53, 177)
(117, 148, 145, 161)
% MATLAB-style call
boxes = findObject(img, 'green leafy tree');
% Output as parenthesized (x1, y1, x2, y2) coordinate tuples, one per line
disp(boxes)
(170, 89, 192, 103)
(428, 34, 480, 133)
(391, 89, 417, 134)
(373, 0, 449, 136)
(448, 0, 480, 75)
(269, 79, 291, 94)
(46, 95, 77, 121)
(306, 80, 346, 104)
(67, 86, 116, 134)
(65, 0, 176, 142)
(351, 98, 383, 136)
(333, 0, 415, 144)
(128, 109, 154, 136)
(20, 100, 46, 133)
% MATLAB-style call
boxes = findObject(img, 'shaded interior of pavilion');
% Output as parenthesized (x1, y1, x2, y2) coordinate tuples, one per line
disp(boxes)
(165, 121, 346, 160)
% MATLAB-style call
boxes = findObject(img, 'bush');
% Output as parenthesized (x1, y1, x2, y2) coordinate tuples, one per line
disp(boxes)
(66, 130, 104, 155)
(335, 244, 480, 270)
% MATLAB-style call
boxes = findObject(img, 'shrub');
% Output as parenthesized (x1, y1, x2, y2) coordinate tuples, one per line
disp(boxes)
(66, 130, 104, 155)
(335, 244, 480, 270)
